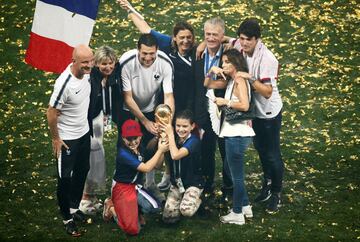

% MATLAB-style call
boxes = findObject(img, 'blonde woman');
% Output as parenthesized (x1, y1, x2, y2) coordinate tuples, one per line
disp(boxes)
(80, 46, 123, 214)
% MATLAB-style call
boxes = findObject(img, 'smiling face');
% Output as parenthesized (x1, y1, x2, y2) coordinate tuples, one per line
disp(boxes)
(204, 23, 224, 52)
(97, 58, 115, 77)
(175, 118, 194, 141)
(138, 44, 157, 68)
(173, 29, 194, 55)
(122, 136, 142, 153)
(238, 34, 257, 55)
(72, 45, 94, 78)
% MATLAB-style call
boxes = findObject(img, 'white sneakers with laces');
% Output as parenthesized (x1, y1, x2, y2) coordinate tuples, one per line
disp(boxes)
(220, 211, 245, 225)
(220, 206, 253, 225)
(242, 205, 253, 218)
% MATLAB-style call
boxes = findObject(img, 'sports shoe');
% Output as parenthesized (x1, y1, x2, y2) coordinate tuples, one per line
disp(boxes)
(266, 193, 281, 214)
(102, 198, 114, 222)
(91, 197, 103, 211)
(220, 211, 245, 225)
(242, 205, 253, 218)
(71, 210, 87, 223)
(79, 199, 96, 215)
(254, 180, 272, 203)
(64, 220, 82, 237)
(157, 173, 171, 191)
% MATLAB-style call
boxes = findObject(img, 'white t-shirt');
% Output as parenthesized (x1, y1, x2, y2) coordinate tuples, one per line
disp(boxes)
(251, 49, 282, 119)
(120, 49, 174, 113)
(49, 64, 90, 140)
(233, 39, 283, 119)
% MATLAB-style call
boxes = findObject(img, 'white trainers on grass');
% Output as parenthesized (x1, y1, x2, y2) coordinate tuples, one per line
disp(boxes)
(220, 211, 245, 225)
(242, 205, 253, 218)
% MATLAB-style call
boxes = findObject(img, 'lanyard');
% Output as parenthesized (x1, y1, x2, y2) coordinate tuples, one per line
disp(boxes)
(174, 160, 181, 179)
(102, 86, 112, 117)
(204, 53, 218, 75)
(173, 134, 191, 178)
(204, 47, 222, 75)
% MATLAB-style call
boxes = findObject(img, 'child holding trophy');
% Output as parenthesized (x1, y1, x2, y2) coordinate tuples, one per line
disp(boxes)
(159, 109, 204, 223)
(102, 119, 168, 235)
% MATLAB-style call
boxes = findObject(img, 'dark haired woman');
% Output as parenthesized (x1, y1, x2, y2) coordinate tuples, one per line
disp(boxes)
(204, 48, 255, 225)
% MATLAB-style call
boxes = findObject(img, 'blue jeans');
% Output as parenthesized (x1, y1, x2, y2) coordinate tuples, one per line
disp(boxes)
(137, 189, 161, 214)
(253, 111, 284, 193)
(224, 136, 252, 213)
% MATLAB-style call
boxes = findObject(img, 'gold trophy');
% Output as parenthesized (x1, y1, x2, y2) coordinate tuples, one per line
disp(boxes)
(154, 104, 172, 143)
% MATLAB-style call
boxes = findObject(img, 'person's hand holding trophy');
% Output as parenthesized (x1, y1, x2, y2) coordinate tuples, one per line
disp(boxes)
(154, 104, 173, 144)
(146, 104, 172, 152)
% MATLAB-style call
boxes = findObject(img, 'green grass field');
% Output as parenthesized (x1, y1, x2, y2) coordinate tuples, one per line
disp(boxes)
(0, 0, 359, 241)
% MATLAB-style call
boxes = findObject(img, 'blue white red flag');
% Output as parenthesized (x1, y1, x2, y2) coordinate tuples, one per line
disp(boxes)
(25, 0, 100, 73)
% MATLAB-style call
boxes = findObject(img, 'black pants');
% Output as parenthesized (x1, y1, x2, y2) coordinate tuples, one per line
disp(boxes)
(200, 116, 232, 193)
(57, 132, 90, 220)
(253, 112, 284, 193)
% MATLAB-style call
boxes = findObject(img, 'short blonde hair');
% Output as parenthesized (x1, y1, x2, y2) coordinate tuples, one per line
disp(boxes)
(94, 46, 117, 65)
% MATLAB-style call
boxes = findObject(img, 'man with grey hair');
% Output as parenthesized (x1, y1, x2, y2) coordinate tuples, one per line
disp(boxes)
(191, 17, 232, 201)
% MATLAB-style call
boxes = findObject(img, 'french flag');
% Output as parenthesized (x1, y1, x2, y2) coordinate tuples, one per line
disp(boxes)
(25, 0, 100, 73)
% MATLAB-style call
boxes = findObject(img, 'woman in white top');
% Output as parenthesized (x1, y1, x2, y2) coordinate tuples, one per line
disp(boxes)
(204, 48, 255, 225)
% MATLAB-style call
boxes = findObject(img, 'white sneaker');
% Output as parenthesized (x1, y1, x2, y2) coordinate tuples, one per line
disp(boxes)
(79, 199, 96, 215)
(157, 173, 171, 191)
(220, 211, 245, 225)
(242, 205, 253, 218)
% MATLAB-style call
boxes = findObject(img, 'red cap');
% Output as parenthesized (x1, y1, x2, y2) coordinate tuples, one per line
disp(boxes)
(121, 119, 143, 137)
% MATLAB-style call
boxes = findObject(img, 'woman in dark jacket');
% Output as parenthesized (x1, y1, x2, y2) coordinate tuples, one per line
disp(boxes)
(80, 46, 123, 214)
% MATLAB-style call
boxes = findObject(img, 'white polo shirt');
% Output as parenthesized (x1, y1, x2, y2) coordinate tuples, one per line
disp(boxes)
(49, 64, 91, 140)
(120, 49, 174, 113)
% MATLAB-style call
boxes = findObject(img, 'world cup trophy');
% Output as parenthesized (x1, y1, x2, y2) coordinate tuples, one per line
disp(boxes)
(154, 104, 172, 143)
(146, 104, 172, 152)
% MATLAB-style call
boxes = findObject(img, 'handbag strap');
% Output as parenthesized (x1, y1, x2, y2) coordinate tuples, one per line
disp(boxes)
(227, 79, 251, 104)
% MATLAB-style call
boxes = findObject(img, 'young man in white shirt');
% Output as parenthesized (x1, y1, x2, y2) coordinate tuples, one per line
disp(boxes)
(119, 34, 175, 200)
(234, 19, 284, 214)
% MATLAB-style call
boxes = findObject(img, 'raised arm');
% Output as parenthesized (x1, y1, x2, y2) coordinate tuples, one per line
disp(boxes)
(203, 66, 227, 89)
(196, 36, 235, 60)
(236, 71, 273, 99)
(137, 139, 168, 172)
(162, 123, 189, 161)
(164, 93, 175, 116)
(117, 0, 151, 34)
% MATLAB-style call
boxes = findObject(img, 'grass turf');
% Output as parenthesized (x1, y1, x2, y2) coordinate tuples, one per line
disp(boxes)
(0, 0, 359, 241)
